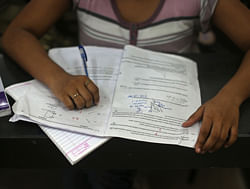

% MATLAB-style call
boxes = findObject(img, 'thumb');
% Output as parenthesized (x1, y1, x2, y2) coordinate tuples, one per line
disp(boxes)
(182, 106, 204, 127)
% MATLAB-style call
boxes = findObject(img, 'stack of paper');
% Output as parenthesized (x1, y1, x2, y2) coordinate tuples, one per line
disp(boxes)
(6, 45, 201, 164)
(6, 46, 123, 165)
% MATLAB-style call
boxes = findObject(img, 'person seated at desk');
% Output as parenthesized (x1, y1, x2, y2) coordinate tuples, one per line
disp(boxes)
(1, 0, 250, 155)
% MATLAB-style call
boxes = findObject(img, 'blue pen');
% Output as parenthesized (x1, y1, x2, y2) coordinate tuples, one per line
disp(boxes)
(78, 45, 89, 77)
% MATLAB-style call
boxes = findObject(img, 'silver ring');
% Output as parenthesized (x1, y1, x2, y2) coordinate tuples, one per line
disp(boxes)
(72, 93, 79, 98)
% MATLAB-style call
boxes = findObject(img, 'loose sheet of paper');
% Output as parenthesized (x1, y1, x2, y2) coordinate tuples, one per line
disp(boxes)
(106, 46, 201, 147)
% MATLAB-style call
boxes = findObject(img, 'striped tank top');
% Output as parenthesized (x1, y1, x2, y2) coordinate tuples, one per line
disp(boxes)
(73, 0, 218, 53)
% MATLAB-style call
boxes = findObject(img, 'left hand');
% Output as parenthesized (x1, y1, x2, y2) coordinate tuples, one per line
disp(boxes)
(182, 93, 240, 154)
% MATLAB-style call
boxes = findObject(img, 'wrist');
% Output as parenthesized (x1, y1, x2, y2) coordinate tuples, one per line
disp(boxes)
(46, 66, 70, 89)
(217, 87, 246, 107)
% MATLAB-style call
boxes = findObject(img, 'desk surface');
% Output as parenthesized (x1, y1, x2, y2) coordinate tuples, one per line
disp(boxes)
(0, 52, 250, 168)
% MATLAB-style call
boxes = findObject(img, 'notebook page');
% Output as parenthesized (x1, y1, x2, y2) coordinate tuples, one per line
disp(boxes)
(40, 126, 109, 165)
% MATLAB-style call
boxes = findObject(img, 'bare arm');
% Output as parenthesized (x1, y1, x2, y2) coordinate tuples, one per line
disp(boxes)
(183, 0, 250, 153)
(2, 0, 71, 87)
(212, 0, 250, 105)
(2, 0, 99, 109)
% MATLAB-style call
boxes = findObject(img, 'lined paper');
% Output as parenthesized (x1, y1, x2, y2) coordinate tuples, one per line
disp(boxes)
(6, 80, 110, 165)
(40, 126, 109, 165)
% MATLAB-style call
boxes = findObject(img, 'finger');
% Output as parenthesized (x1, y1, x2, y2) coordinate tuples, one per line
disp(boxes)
(182, 106, 204, 127)
(61, 95, 75, 110)
(71, 92, 86, 109)
(84, 79, 99, 104)
(195, 116, 212, 154)
(77, 87, 93, 108)
(202, 120, 222, 153)
(209, 124, 230, 153)
(224, 124, 238, 148)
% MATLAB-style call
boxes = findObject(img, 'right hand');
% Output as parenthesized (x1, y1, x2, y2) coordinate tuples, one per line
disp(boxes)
(50, 73, 99, 110)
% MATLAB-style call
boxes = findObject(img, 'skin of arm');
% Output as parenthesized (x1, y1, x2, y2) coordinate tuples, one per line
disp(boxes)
(1, 0, 99, 110)
(183, 0, 250, 153)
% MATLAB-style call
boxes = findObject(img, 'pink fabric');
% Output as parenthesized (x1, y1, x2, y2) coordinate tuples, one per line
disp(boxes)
(154, 0, 200, 23)
(74, 0, 218, 53)
(78, 0, 118, 21)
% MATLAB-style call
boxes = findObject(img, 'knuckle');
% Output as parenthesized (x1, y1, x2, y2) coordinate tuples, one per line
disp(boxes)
(198, 105, 205, 113)
(64, 86, 75, 93)
(212, 130, 220, 138)
(76, 100, 84, 109)
(83, 75, 88, 80)
(85, 95, 92, 102)
(68, 79, 76, 86)
(62, 87, 70, 93)
(218, 136, 225, 143)
(211, 134, 219, 141)
(92, 86, 99, 94)
(199, 129, 208, 137)
(197, 105, 204, 112)
(197, 137, 205, 146)
(232, 119, 239, 126)
(189, 113, 196, 120)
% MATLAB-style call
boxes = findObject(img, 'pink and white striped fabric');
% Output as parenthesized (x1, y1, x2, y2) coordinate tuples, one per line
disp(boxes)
(73, 0, 218, 53)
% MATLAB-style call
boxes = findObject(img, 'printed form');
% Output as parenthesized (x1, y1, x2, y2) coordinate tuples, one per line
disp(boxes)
(107, 46, 201, 147)
(9, 45, 201, 148)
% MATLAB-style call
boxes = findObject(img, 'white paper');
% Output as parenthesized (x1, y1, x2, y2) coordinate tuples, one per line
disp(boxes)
(12, 46, 123, 136)
(8, 45, 201, 148)
(5, 46, 123, 164)
(107, 46, 201, 147)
